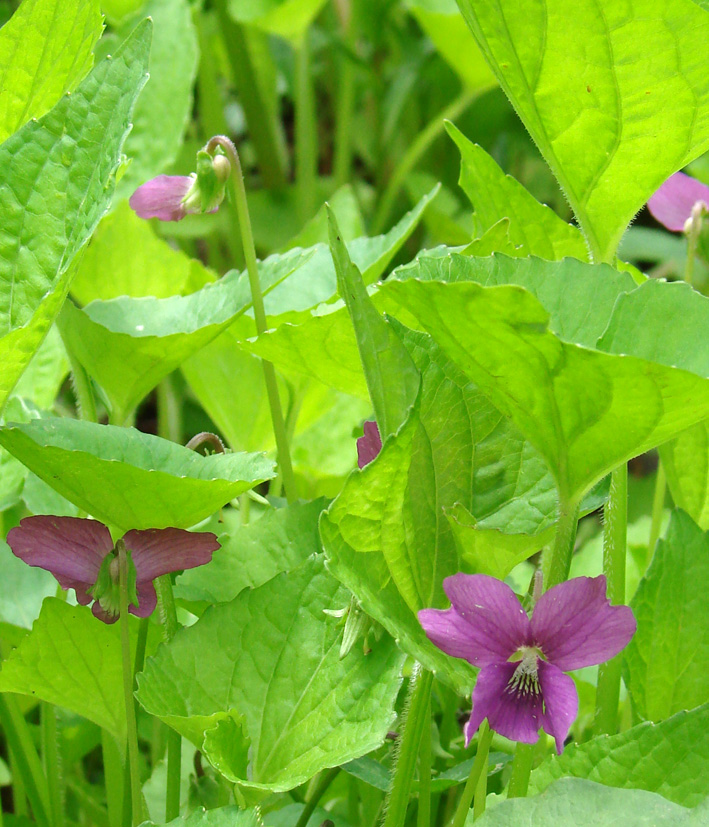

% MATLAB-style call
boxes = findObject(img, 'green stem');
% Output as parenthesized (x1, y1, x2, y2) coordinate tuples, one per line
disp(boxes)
(118, 541, 144, 827)
(416, 691, 432, 827)
(66, 346, 97, 423)
(647, 461, 667, 564)
(372, 90, 477, 234)
(294, 767, 340, 827)
(101, 729, 125, 827)
(208, 135, 297, 502)
(593, 463, 628, 736)
(506, 742, 534, 799)
(684, 202, 704, 286)
(0, 694, 51, 827)
(472, 750, 488, 820)
(543, 498, 580, 590)
(214, 0, 287, 188)
(333, 0, 355, 188)
(382, 668, 434, 827)
(41, 702, 65, 827)
(295, 32, 317, 225)
(156, 376, 182, 443)
(450, 721, 491, 827)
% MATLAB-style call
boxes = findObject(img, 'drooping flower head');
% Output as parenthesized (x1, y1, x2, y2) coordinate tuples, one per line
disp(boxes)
(419, 574, 636, 753)
(357, 420, 382, 468)
(647, 171, 709, 233)
(130, 145, 231, 222)
(7, 516, 219, 624)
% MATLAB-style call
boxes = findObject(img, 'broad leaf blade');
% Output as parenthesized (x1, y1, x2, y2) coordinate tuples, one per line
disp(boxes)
(456, 0, 709, 261)
(0, 419, 274, 531)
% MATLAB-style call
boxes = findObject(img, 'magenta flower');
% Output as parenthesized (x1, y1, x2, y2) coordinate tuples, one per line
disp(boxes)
(7, 516, 219, 624)
(419, 574, 636, 753)
(129, 174, 198, 221)
(647, 171, 709, 232)
(357, 420, 382, 468)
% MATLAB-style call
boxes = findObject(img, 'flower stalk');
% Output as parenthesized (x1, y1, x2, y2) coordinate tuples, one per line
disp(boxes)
(506, 742, 535, 799)
(450, 721, 491, 827)
(543, 497, 580, 590)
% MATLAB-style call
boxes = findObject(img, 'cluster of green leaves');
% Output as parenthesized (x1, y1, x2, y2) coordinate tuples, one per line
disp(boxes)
(2, 0, 709, 825)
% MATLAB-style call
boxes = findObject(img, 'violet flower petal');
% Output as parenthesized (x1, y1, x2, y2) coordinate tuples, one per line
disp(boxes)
(7, 516, 113, 594)
(131, 580, 158, 618)
(129, 175, 193, 221)
(92, 601, 117, 624)
(464, 662, 544, 747)
(531, 575, 636, 671)
(123, 527, 219, 582)
(441, 574, 531, 664)
(419, 606, 507, 667)
(357, 420, 382, 468)
(538, 659, 578, 754)
(647, 171, 709, 232)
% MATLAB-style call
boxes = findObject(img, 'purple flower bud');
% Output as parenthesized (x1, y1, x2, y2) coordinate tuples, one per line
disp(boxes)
(129, 174, 197, 221)
(647, 171, 709, 232)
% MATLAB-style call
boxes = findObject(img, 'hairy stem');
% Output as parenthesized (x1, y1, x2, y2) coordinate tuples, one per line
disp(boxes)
(450, 721, 491, 827)
(543, 498, 580, 590)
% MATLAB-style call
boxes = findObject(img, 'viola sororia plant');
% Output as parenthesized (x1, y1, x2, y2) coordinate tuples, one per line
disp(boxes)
(2, 0, 709, 825)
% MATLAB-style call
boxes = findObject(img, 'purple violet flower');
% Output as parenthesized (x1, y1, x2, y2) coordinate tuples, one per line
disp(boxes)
(129, 174, 198, 221)
(357, 420, 382, 468)
(7, 516, 219, 624)
(647, 171, 709, 232)
(419, 574, 636, 753)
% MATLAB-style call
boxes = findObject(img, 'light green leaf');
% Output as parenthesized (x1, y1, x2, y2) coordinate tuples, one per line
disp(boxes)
(0, 399, 46, 511)
(136, 557, 404, 790)
(473, 778, 692, 826)
(406, 0, 495, 90)
(0, 539, 56, 630)
(0, 19, 151, 411)
(285, 184, 365, 251)
(530, 703, 709, 807)
(175, 499, 327, 605)
(0, 0, 103, 143)
(227, 0, 328, 41)
(57, 247, 313, 424)
(0, 599, 141, 740)
(446, 121, 588, 260)
(0, 419, 274, 531)
(116, 0, 199, 198)
(102, 0, 146, 24)
(328, 206, 419, 438)
(12, 326, 69, 409)
(456, 0, 709, 262)
(70, 200, 210, 305)
(623, 509, 709, 722)
(141, 806, 260, 827)
(322, 328, 557, 694)
(386, 278, 709, 502)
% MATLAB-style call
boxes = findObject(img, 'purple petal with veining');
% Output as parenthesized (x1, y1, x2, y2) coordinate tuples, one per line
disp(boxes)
(647, 171, 709, 231)
(123, 527, 219, 582)
(357, 420, 382, 468)
(129, 175, 192, 221)
(538, 659, 578, 754)
(464, 661, 543, 747)
(531, 575, 636, 671)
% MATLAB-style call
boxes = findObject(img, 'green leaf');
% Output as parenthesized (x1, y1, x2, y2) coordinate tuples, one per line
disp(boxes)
(473, 778, 693, 826)
(0, 539, 56, 630)
(227, 0, 328, 41)
(445, 121, 588, 260)
(140, 806, 260, 827)
(136, 557, 404, 790)
(57, 247, 313, 424)
(529, 703, 709, 807)
(328, 206, 419, 438)
(70, 201, 211, 305)
(623, 509, 709, 722)
(0, 0, 103, 143)
(386, 278, 709, 502)
(456, 0, 709, 262)
(0, 419, 274, 531)
(0, 599, 140, 740)
(12, 326, 69, 410)
(406, 0, 495, 90)
(175, 499, 327, 605)
(116, 0, 199, 199)
(321, 328, 558, 694)
(0, 19, 151, 412)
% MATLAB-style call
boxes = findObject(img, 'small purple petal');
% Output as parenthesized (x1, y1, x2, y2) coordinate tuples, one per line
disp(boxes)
(464, 661, 544, 747)
(531, 575, 636, 671)
(123, 528, 219, 582)
(440, 574, 531, 664)
(357, 420, 382, 468)
(538, 660, 578, 754)
(129, 175, 193, 221)
(92, 601, 117, 624)
(131, 580, 158, 618)
(7, 516, 113, 598)
(647, 172, 709, 232)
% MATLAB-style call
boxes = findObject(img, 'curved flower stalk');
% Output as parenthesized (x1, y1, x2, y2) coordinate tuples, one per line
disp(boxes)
(647, 171, 709, 232)
(357, 420, 382, 468)
(419, 574, 636, 753)
(7, 516, 219, 623)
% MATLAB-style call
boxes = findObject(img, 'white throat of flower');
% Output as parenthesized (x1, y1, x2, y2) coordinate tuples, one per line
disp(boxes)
(507, 646, 542, 697)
